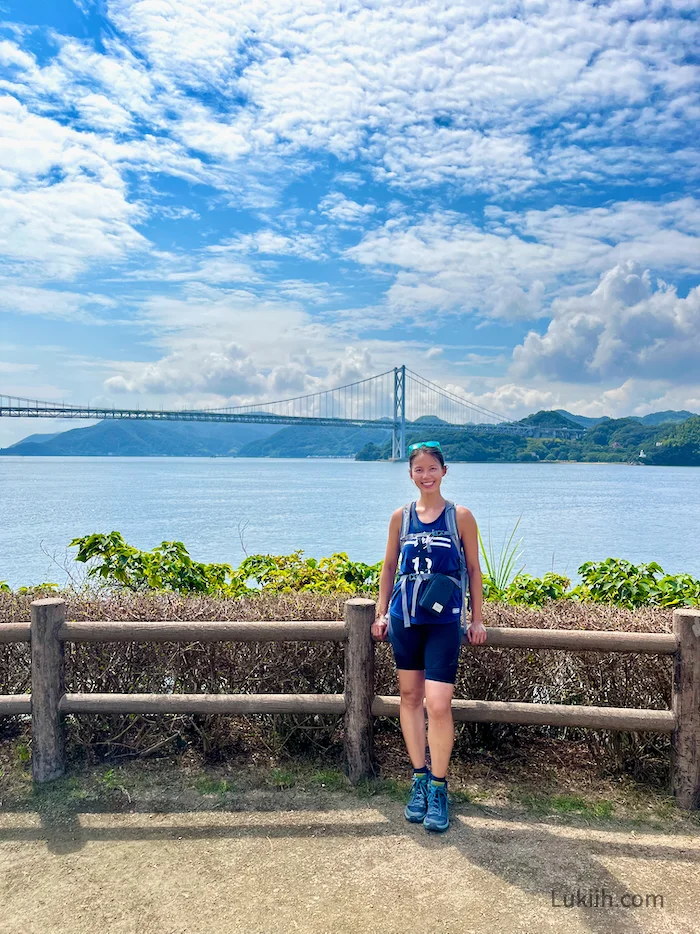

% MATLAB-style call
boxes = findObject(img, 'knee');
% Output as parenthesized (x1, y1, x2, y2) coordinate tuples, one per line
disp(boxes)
(400, 688, 425, 710)
(426, 696, 453, 720)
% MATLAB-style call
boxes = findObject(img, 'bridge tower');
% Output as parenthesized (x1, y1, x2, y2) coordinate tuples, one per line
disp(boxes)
(391, 365, 406, 461)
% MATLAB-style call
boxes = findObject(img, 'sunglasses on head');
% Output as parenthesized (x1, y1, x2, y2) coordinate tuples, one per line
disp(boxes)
(407, 441, 443, 454)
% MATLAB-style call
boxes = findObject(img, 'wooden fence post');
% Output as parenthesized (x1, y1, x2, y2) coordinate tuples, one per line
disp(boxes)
(30, 598, 67, 782)
(672, 608, 700, 809)
(344, 598, 376, 783)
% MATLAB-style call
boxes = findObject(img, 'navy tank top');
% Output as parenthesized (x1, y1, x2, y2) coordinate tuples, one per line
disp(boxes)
(389, 504, 463, 625)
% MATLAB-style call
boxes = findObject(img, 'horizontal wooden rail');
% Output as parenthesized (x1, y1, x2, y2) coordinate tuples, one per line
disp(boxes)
(57, 692, 676, 734)
(0, 695, 31, 715)
(481, 626, 677, 654)
(373, 696, 676, 732)
(54, 620, 679, 653)
(0, 622, 31, 644)
(61, 692, 346, 715)
(2, 620, 679, 653)
(58, 620, 347, 643)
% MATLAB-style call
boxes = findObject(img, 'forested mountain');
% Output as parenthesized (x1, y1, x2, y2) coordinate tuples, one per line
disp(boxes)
(0, 420, 278, 457)
(555, 409, 694, 428)
(2, 410, 697, 464)
(646, 416, 700, 466)
(236, 424, 392, 457)
(355, 415, 700, 466)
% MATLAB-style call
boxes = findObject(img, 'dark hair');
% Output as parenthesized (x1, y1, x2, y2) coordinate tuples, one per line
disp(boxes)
(408, 444, 445, 469)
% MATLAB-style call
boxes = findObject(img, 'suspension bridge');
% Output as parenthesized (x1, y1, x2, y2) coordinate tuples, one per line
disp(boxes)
(0, 365, 584, 459)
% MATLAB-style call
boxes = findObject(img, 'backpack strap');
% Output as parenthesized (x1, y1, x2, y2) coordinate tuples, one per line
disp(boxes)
(444, 501, 470, 635)
(397, 503, 415, 627)
(399, 502, 413, 544)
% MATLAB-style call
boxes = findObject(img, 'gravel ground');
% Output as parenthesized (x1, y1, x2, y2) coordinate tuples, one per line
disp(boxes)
(2, 786, 699, 934)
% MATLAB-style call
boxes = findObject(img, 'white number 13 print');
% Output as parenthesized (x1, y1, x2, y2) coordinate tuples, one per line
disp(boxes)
(412, 556, 433, 574)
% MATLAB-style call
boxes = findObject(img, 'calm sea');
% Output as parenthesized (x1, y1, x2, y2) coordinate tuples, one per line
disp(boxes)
(1, 456, 698, 589)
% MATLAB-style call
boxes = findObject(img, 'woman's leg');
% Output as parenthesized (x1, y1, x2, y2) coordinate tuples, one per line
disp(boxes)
(424, 679, 455, 778)
(423, 622, 462, 778)
(397, 669, 427, 767)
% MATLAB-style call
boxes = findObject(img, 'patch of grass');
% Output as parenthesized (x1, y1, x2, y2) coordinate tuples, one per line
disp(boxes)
(15, 741, 30, 764)
(193, 777, 233, 795)
(26, 776, 87, 820)
(550, 794, 615, 819)
(450, 788, 474, 804)
(267, 767, 297, 789)
(509, 789, 551, 815)
(355, 776, 407, 802)
(652, 798, 679, 820)
(507, 788, 616, 820)
(100, 768, 119, 790)
(308, 768, 349, 791)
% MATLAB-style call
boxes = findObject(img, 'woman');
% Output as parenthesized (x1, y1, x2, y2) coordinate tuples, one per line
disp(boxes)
(371, 441, 486, 833)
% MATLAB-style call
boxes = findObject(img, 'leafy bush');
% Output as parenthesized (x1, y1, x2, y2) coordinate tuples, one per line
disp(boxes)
(68, 532, 381, 597)
(571, 558, 700, 609)
(70, 532, 242, 596)
(503, 572, 572, 606)
(0, 580, 58, 595)
(4, 531, 698, 609)
(239, 551, 381, 594)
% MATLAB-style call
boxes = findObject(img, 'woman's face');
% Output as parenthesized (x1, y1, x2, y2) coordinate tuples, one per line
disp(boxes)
(409, 451, 447, 493)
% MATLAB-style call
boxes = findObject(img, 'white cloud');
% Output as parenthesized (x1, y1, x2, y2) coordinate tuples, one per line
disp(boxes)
(0, 283, 116, 321)
(210, 230, 326, 261)
(318, 192, 376, 225)
(0, 1, 698, 429)
(346, 199, 700, 324)
(105, 342, 266, 396)
(0, 361, 37, 373)
(4, 1, 696, 194)
(0, 96, 148, 279)
(510, 261, 700, 383)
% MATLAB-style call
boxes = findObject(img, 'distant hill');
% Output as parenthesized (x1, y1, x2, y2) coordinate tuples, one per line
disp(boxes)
(4, 431, 64, 448)
(356, 409, 700, 466)
(646, 415, 700, 466)
(0, 420, 279, 457)
(635, 410, 697, 426)
(555, 409, 696, 428)
(236, 423, 392, 458)
(554, 410, 608, 428)
(515, 410, 582, 429)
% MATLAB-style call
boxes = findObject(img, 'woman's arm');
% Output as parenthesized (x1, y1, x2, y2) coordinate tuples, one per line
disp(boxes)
(456, 505, 487, 644)
(377, 508, 402, 616)
(371, 508, 402, 641)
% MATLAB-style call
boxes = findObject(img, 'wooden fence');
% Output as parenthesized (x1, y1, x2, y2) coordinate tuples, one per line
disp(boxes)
(1, 598, 699, 809)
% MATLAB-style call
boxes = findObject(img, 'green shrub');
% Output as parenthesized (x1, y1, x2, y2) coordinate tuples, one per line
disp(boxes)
(572, 558, 700, 609)
(239, 551, 381, 594)
(503, 572, 572, 606)
(67, 532, 380, 597)
(4, 530, 698, 609)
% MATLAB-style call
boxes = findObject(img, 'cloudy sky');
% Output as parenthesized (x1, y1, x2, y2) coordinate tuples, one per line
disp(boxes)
(1, 0, 699, 447)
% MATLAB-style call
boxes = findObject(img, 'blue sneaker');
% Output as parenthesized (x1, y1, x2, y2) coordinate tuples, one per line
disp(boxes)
(404, 772, 430, 823)
(423, 781, 450, 832)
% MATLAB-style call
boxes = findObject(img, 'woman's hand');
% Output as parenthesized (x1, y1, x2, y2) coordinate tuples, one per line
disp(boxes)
(371, 613, 389, 642)
(467, 620, 487, 645)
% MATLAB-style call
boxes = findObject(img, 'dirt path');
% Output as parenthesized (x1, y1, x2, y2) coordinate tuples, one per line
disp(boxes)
(1, 789, 698, 934)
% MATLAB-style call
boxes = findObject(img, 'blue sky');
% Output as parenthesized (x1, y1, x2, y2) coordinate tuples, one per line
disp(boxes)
(1, 0, 699, 447)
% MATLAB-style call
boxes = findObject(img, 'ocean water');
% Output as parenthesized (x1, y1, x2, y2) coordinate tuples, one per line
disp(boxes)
(1, 456, 699, 588)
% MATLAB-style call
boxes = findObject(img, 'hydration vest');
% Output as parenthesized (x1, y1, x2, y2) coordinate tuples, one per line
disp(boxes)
(395, 499, 470, 635)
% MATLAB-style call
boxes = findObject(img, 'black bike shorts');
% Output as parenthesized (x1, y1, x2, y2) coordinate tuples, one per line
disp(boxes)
(388, 614, 463, 684)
